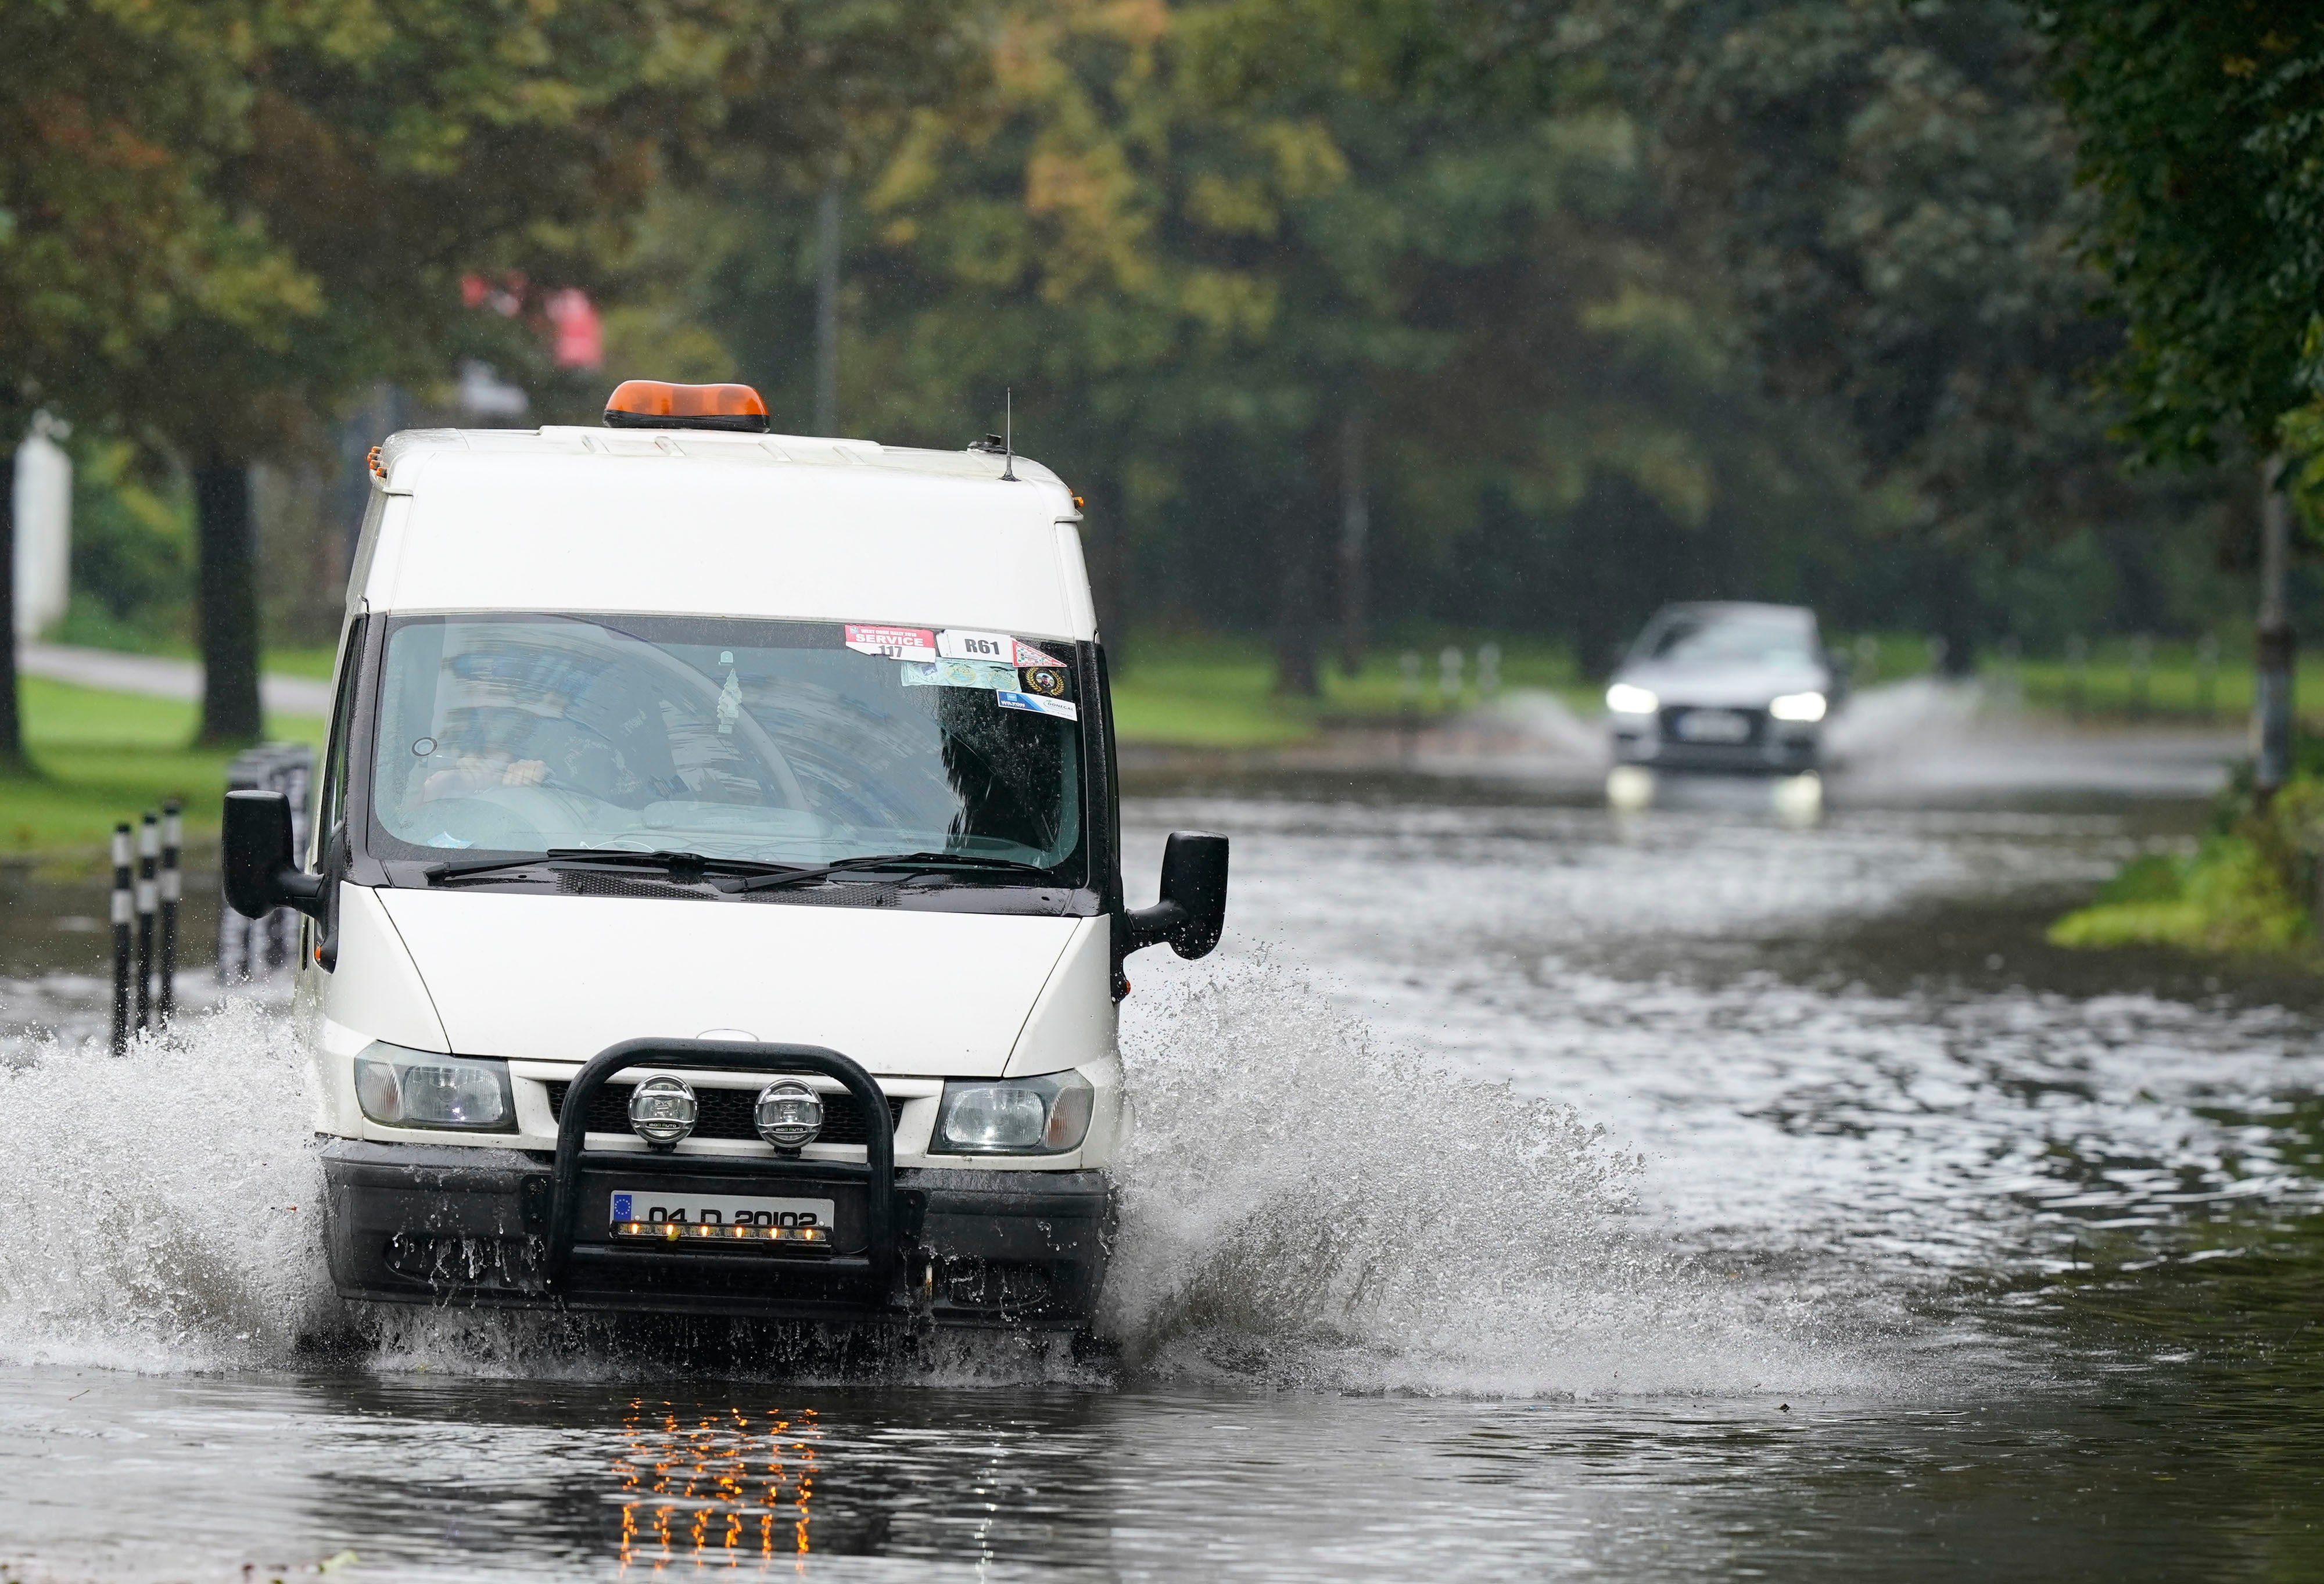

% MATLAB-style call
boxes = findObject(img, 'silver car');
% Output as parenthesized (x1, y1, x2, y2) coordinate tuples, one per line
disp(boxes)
(1605, 602, 1840, 774)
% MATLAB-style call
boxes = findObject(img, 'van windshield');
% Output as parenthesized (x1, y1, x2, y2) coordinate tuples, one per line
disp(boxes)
(367, 613, 1084, 879)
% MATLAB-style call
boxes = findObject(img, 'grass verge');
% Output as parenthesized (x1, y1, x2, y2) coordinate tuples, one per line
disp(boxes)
(1108, 635, 1590, 747)
(2051, 769, 2324, 960)
(0, 677, 325, 859)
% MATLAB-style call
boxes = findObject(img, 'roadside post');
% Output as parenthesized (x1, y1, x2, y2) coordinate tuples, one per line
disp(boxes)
(2256, 457, 2294, 802)
(1399, 651, 1422, 766)
(1438, 646, 1464, 709)
(109, 823, 132, 1054)
(158, 801, 181, 1022)
(135, 812, 157, 1030)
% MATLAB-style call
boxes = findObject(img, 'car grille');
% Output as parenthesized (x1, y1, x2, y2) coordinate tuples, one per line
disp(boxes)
(1659, 705, 1767, 746)
(544, 1080, 905, 1145)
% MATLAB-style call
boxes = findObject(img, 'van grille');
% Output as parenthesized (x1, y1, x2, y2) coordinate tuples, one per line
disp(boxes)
(543, 1080, 904, 1146)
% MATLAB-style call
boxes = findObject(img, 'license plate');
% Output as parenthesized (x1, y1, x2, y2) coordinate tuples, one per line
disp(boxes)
(1673, 709, 1751, 743)
(608, 1190, 835, 1247)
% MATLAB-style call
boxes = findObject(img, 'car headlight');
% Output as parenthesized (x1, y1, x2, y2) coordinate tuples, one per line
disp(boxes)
(1769, 691, 1827, 723)
(933, 1071, 1095, 1155)
(353, 1043, 514, 1132)
(1605, 683, 1659, 716)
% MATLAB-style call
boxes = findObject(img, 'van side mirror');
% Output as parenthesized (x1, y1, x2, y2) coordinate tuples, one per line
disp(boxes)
(223, 790, 326, 920)
(1125, 831, 1228, 960)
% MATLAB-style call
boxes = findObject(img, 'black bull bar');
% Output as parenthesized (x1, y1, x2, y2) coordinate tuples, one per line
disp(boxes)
(546, 1038, 914, 1306)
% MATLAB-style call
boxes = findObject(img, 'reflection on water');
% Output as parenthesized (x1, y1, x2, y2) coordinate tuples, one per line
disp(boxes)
(8, 782, 2324, 1578)
(612, 1403, 820, 1573)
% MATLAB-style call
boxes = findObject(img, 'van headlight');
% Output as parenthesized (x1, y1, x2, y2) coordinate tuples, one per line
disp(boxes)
(1769, 691, 1827, 723)
(933, 1071, 1095, 1155)
(353, 1043, 515, 1132)
(1605, 683, 1659, 716)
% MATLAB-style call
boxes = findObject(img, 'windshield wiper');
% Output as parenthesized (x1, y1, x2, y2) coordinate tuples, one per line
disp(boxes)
(731, 851, 1058, 893)
(424, 849, 814, 886)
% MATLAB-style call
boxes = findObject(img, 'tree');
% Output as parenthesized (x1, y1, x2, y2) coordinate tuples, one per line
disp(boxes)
(1, 0, 971, 749)
(2033, 2, 2324, 464)
(628, 0, 1844, 690)
(2033, 2, 2324, 791)
(0, 0, 314, 764)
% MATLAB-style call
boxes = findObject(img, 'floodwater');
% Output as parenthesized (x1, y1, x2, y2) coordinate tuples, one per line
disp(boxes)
(7, 713, 2324, 1578)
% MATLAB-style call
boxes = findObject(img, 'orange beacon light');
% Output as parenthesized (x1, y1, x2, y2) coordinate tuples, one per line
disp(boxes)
(602, 380, 770, 434)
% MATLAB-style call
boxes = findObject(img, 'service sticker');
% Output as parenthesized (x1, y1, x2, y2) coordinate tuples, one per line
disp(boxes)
(902, 658, 1021, 690)
(1020, 666, 1068, 698)
(845, 624, 937, 662)
(938, 629, 1018, 663)
(996, 689, 1080, 722)
(1012, 640, 1067, 668)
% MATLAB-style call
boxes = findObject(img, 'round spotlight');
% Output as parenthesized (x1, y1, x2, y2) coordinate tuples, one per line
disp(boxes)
(628, 1075, 697, 1148)
(755, 1080, 824, 1151)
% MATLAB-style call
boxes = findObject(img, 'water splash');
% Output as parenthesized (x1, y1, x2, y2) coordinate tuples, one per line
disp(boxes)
(0, 1000, 339, 1370)
(1108, 953, 1889, 1397)
(0, 962, 1891, 1397)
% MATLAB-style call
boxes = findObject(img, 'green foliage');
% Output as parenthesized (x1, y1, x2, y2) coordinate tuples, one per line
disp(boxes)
(2049, 835, 2308, 954)
(2032, 1, 2324, 464)
(623, 0, 1897, 683)
(5, 0, 2294, 695)
(2051, 771, 2324, 959)
(62, 438, 192, 641)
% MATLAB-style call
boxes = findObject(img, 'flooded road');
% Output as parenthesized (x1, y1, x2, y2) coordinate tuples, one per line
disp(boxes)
(7, 774, 2324, 1579)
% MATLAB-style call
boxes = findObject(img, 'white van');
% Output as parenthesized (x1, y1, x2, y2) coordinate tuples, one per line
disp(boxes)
(223, 380, 1228, 1333)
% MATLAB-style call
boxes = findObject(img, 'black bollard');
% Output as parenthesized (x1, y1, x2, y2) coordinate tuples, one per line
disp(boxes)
(135, 811, 158, 1030)
(110, 822, 132, 1054)
(158, 800, 181, 1022)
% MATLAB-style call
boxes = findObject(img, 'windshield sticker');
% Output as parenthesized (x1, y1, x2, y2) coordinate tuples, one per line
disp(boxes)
(1012, 640, 1066, 667)
(937, 628, 1014, 662)
(1020, 665, 1069, 698)
(426, 831, 474, 849)
(901, 659, 1020, 691)
(845, 624, 938, 662)
(996, 689, 1079, 722)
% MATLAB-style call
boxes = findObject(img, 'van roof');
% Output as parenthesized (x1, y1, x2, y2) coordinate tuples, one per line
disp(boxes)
(357, 426, 1096, 641)
(373, 424, 1074, 491)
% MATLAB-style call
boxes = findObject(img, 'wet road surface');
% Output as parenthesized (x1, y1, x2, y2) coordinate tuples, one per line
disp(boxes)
(6, 767, 2324, 1579)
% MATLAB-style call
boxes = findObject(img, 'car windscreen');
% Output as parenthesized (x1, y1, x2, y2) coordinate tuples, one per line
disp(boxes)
(367, 613, 1084, 879)
(1642, 615, 1816, 669)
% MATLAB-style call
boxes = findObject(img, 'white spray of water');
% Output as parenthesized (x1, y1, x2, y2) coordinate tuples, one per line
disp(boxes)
(0, 1000, 341, 1370)
(1107, 954, 1894, 1397)
(0, 968, 1889, 1397)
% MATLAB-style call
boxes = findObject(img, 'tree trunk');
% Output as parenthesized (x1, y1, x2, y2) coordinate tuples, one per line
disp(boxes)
(0, 422, 26, 773)
(195, 458, 263, 746)
(2255, 452, 2295, 800)
(1338, 411, 1368, 678)
(1272, 487, 1322, 698)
